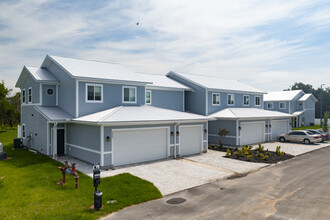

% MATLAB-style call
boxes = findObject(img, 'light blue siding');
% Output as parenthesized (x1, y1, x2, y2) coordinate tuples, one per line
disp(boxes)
(47, 61, 76, 116)
(264, 101, 290, 113)
(42, 84, 56, 106)
(21, 106, 47, 153)
(167, 74, 206, 115)
(21, 71, 40, 104)
(68, 146, 100, 165)
(208, 92, 263, 115)
(66, 123, 100, 151)
(208, 120, 237, 146)
(149, 89, 184, 111)
(78, 82, 145, 117)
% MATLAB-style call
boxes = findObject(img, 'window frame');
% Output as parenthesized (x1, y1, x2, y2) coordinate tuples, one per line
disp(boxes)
(22, 124, 26, 138)
(267, 102, 274, 109)
(85, 83, 103, 103)
(145, 90, 152, 105)
(212, 93, 220, 106)
(28, 87, 32, 103)
(122, 86, 137, 104)
(227, 94, 235, 106)
(243, 95, 250, 106)
(22, 89, 26, 104)
(255, 96, 261, 106)
(279, 102, 286, 109)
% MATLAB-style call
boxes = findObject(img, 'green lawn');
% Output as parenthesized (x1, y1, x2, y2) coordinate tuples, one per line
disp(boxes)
(0, 129, 162, 219)
(292, 125, 321, 130)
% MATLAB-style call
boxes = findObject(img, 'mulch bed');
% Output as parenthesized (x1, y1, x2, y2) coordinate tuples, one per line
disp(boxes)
(209, 145, 294, 164)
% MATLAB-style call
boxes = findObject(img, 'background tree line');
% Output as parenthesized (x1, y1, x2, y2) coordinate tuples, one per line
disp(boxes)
(0, 81, 20, 130)
(285, 82, 330, 119)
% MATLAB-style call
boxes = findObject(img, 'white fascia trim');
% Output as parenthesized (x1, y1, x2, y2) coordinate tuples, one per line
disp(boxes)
(100, 125, 104, 166)
(21, 103, 41, 106)
(112, 126, 170, 132)
(145, 89, 151, 105)
(85, 83, 103, 103)
(76, 80, 79, 117)
(211, 93, 220, 106)
(47, 122, 50, 155)
(145, 86, 190, 91)
(66, 143, 101, 154)
(28, 87, 32, 103)
(122, 86, 137, 104)
(243, 95, 250, 106)
(255, 96, 261, 107)
(227, 94, 235, 106)
(208, 88, 266, 95)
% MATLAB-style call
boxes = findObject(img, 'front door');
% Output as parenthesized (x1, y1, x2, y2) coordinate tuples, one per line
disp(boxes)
(57, 129, 65, 156)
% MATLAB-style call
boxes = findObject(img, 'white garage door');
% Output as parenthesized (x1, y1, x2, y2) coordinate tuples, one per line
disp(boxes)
(113, 127, 169, 166)
(180, 125, 202, 156)
(271, 120, 289, 141)
(240, 122, 264, 145)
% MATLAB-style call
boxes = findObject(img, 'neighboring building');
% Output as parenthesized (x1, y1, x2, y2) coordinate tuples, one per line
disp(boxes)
(263, 90, 317, 127)
(16, 55, 209, 168)
(167, 71, 293, 146)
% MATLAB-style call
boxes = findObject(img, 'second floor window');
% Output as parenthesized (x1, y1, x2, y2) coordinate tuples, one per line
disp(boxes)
(28, 87, 32, 103)
(255, 96, 261, 106)
(22, 124, 26, 138)
(22, 89, 26, 103)
(243, 95, 250, 106)
(146, 90, 151, 104)
(86, 84, 102, 102)
(227, 94, 235, 106)
(123, 86, 137, 103)
(267, 102, 274, 109)
(212, 93, 220, 105)
(280, 102, 286, 109)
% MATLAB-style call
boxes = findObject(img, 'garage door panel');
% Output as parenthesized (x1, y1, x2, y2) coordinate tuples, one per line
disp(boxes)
(240, 122, 264, 145)
(271, 120, 288, 141)
(113, 128, 168, 166)
(180, 126, 202, 156)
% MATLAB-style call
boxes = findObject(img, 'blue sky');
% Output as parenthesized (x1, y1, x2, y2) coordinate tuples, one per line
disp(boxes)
(1, 0, 330, 93)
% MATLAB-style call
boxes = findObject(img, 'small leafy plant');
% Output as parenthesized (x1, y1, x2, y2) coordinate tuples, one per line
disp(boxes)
(225, 149, 231, 157)
(256, 143, 264, 152)
(276, 146, 285, 156)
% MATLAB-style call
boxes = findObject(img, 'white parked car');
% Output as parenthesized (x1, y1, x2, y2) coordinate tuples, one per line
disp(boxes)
(278, 130, 322, 144)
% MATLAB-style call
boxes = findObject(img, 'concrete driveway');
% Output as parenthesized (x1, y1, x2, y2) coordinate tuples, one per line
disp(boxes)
(58, 141, 330, 196)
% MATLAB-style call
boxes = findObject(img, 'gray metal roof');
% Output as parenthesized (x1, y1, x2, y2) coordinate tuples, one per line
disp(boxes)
(35, 106, 73, 121)
(208, 108, 293, 119)
(167, 71, 265, 94)
(42, 55, 153, 85)
(264, 90, 303, 101)
(136, 73, 190, 90)
(73, 105, 210, 124)
(299, 94, 317, 102)
(15, 66, 59, 88)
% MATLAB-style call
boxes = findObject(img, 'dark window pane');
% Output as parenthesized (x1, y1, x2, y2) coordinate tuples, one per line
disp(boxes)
(94, 86, 101, 100)
(124, 88, 129, 101)
(88, 86, 94, 100)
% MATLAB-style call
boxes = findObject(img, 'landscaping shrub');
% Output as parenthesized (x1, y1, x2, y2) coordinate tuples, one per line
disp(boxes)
(256, 143, 264, 152)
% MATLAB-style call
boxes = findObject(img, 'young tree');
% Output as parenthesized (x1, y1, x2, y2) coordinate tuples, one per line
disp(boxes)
(218, 128, 230, 147)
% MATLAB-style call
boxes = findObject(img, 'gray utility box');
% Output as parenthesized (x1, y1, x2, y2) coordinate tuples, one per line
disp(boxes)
(0, 142, 3, 152)
(0, 142, 7, 161)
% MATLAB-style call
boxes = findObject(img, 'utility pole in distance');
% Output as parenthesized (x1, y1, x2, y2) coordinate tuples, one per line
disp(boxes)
(320, 84, 325, 127)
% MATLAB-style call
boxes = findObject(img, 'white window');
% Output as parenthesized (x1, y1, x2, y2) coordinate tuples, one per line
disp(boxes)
(227, 94, 235, 106)
(243, 95, 250, 106)
(86, 84, 103, 102)
(146, 90, 151, 105)
(123, 86, 137, 103)
(255, 96, 261, 106)
(22, 89, 26, 103)
(212, 93, 220, 105)
(279, 102, 286, 109)
(267, 102, 274, 109)
(28, 87, 32, 103)
(22, 124, 26, 138)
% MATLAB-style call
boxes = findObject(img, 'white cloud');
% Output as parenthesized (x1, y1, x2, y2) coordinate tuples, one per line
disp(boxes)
(0, 0, 330, 92)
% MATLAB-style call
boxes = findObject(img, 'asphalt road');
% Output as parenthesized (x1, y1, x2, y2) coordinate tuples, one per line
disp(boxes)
(103, 146, 330, 220)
